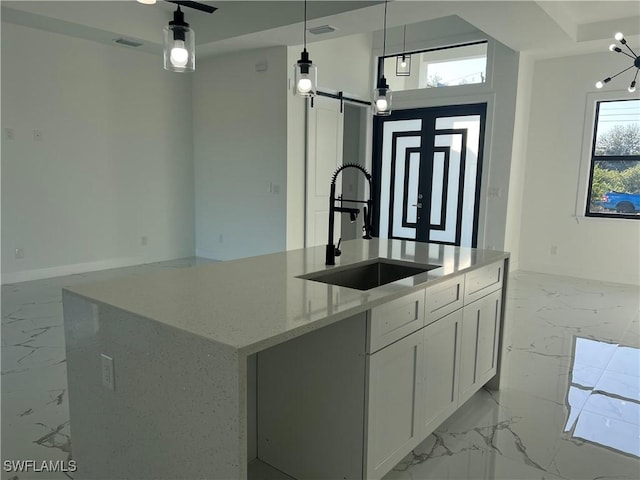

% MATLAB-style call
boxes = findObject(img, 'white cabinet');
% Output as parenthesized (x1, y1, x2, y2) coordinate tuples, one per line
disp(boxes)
(421, 308, 462, 438)
(368, 289, 425, 353)
(365, 330, 423, 480)
(464, 261, 503, 304)
(256, 259, 507, 480)
(425, 275, 465, 326)
(459, 289, 502, 406)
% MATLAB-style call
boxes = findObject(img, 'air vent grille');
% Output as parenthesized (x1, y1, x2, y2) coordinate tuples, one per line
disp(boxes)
(308, 25, 337, 35)
(114, 38, 143, 48)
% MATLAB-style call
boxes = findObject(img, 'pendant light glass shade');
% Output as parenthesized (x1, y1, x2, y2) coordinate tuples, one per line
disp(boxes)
(396, 54, 411, 76)
(163, 7, 195, 72)
(396, 25, 411, 76)
(294, 49, 317, 97)
(373, 76, 392, 116)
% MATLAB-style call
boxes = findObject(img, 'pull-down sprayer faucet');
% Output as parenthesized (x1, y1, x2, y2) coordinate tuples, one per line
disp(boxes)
(326, 163, 375, 265)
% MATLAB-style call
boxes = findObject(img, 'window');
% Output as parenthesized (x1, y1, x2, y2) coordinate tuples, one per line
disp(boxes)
(586, 99, 640, 218)
(381, 41, 487, 94)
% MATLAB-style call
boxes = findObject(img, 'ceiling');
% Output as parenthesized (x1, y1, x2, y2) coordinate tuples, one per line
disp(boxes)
(1, 1, 639, 59)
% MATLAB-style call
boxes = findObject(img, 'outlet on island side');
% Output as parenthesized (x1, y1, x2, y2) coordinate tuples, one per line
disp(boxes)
(14, 248, 24, 259)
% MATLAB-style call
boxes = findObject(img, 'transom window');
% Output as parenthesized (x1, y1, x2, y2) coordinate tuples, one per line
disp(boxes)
(381, 41, 488, 93)
(586, 99, 640, 219)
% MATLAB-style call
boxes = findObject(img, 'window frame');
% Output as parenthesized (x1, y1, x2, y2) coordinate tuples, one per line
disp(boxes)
(578, 92, 640, 221)
(378, 40, 489, 92)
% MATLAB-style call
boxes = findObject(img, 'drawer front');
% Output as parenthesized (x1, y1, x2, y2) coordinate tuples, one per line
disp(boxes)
(425, 275, 465, 325)
(368, 290, 425, 353)
(464, 261, 504, 304)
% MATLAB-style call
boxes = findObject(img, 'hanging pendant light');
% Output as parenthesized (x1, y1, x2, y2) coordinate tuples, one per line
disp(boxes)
(373, 0, 392, 116)
(294, 0, 317, 97)
(396, 25, 411, 76)
(163, 6, 195, 72)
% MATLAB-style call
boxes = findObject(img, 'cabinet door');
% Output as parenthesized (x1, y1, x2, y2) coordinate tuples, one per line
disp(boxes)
(421, 309, 462, 438)
(365, 330, 423, 480)
(459, 290, 502, 406)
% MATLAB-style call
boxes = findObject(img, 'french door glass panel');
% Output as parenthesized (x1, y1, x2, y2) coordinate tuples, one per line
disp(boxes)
(374, 105, 486, 247)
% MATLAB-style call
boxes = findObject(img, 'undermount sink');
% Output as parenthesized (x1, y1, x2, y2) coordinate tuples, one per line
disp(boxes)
(298, 259, 441, 291)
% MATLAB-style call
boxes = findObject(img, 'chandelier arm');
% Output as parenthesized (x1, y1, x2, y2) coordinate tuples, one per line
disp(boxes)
(622, 43, 638, 57)
(632, 68, 639, 83)
(617, 50, 636, 60)
(608, 65, 636, 81)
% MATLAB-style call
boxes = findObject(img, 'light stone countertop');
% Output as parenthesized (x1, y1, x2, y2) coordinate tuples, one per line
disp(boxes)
(64, 239, 508, 355)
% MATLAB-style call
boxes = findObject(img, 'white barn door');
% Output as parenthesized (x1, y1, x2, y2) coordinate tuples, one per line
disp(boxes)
(306, 96, 343, 247)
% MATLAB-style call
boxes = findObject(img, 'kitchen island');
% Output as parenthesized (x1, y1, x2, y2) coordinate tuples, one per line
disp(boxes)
(62, 239, 509, 479)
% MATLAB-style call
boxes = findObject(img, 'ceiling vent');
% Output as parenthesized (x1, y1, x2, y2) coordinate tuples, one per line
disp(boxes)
(114, 38, 144, 48)
(308, 25, 337, 35)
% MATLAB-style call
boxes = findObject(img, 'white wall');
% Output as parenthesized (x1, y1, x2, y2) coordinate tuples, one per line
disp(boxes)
(193, 47, 288, 260)
(503, 53, 534, 271)
(286, 33, 373, 250)
(1, 23, 195, 283)
(518, 52, 640, 285)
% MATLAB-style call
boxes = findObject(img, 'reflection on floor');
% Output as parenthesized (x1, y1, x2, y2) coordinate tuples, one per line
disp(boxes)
(2, 265, 639, 480)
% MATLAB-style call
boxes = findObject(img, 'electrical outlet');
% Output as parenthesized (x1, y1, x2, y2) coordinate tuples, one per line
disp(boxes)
(5, 128, 14, 140)
(219, 234, 223, 243)
(141, 236, 148, 246)
(14, 248, 24, 259)
(272, 184, 280, 194)
(33, 130, 43, 141)
(550, 245, 558, 256)
(101, 354, 115, 391)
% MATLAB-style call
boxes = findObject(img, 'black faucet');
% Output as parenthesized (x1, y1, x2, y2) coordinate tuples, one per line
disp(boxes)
(326, 163, 375, 265)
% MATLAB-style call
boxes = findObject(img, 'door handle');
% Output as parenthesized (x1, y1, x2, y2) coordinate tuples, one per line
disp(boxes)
(412, 203, 423, 208)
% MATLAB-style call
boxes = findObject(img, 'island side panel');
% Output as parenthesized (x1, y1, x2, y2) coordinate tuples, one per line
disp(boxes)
(63, 292, 246, 479)
(256, 313, 367, 479)
(485, 257, 509, 392)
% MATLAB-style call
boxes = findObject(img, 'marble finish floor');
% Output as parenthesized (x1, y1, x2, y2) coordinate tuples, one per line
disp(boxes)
(2, 264, 639, 480)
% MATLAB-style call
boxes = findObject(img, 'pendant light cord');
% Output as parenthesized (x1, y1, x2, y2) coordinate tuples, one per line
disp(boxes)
(382, 0, 387, 57)
(304, 0, 307, 50)
(403, 25, 406, 52)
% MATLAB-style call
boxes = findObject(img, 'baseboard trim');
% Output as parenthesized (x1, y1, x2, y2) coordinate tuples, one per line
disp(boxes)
(195, 248, 219, 260)
(2, 254, 189, 285)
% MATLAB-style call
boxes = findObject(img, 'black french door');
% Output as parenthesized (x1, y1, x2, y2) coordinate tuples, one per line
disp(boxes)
(372, 104, 486, 247)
